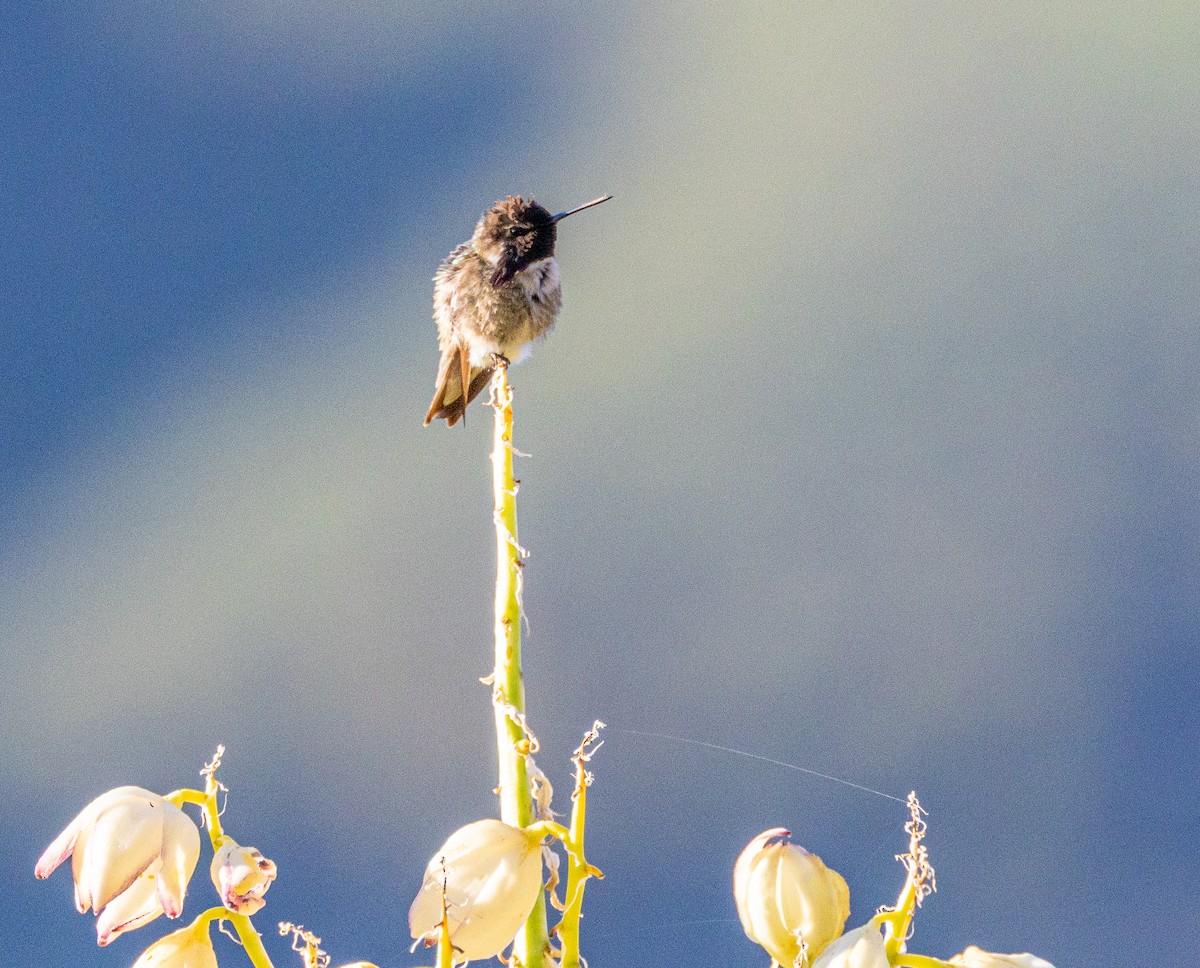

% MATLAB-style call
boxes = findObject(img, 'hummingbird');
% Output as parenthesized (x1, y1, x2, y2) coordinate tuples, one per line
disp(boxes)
(423, 193, 612, 427)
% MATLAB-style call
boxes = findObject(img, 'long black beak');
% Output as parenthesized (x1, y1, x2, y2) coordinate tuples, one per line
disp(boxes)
(550, 194, 613, 223)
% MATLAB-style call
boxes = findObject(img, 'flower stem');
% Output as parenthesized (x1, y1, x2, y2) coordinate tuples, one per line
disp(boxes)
(168, 746, 229, 851)
(189, 908, 274, 968)
(880, 793, 935, 963)
(169, 751, 274, 968)
(554, 725, 605, 968)
(227, 912, 275, 968)
(165, 786, 223, 851)
(490, 364, 548, 968)
(893, 955, 954, 968)
(436, 882, 456, 968)
(878, 876, 918, 959)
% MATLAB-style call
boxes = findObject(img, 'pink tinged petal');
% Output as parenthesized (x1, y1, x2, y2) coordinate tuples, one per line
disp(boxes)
(37, 786, 155, 882)
(36, 825, 80, 880)
(228, 893, 267, 916)
(95, 868, 164, 947)
(72, 818, 97, 912)
(244, 853, 278, 896)
(80, 799, 165, 913)
(70, 792, 156, 910)
(211, 843, 277, 914)
(154, 805, 200, 918)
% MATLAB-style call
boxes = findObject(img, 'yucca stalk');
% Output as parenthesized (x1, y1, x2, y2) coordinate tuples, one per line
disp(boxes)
(489, 364, 549, 968)
(556, 723, 605, 968)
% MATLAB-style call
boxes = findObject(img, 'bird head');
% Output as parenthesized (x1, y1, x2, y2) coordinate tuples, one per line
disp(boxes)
(473, 194, 611, 287)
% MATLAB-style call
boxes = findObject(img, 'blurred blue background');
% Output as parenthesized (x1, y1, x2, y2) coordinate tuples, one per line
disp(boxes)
(4, 2, 1197, 966)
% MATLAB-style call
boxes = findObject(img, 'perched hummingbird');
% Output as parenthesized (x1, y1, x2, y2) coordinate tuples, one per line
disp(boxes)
(423, 193, 612, 426)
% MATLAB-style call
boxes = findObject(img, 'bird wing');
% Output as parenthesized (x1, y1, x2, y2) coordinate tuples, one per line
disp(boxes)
(424, 339, 465, 426)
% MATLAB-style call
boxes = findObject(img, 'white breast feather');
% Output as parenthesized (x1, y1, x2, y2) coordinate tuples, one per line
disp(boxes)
(516, 258, 559, 300)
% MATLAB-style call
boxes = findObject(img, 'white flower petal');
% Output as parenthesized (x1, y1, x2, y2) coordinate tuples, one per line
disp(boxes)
(36, 825, 82, 881)
(96, 866, 164, 947)
(733, 828, 850, 966)
(72, 812, 97, 913)
(80, 798, 164, 913)
(130, 920, 219, 968)
(949, 946, 1056, 968)
(155, 807, 201, 918)
(210, 839, 277, 915)
(409, 819, 544, 961)
(733, 828, 788, 939)
(812, 924, 889, 968)
(37, 786, 157, 881)
(37, 786, 200, 939)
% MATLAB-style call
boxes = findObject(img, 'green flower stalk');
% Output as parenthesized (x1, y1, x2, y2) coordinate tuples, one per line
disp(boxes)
(168, 748, 276, 968)
(553, 723, 606, 968)
(279, 923, 377, 968)
(434, 886, 457, 968)
(874, 792, 936, 963)
(488, 364, 550, 967)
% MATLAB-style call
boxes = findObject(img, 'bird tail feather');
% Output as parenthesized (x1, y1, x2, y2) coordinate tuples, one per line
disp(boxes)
(424, 342, 494, 427)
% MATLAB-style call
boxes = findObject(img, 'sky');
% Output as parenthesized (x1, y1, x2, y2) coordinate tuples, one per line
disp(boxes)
(3, 2, 1198, 966)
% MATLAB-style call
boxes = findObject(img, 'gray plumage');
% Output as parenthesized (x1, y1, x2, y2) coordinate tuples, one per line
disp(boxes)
(424, 194, 610, 427)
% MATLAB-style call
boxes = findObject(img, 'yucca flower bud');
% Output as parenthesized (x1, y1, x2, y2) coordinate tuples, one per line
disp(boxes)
(733, 828, 850, 967)
(210, 838, 277, 915)
(35, 786, 201, 946)
(810, 924, 888, 968)
(130, 918, 218, 968)
(408, 818, 544, 962)
(949, 947, 1056, 968)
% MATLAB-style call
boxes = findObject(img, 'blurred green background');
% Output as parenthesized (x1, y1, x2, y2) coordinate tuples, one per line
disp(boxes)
(4, 2, 1197, 965)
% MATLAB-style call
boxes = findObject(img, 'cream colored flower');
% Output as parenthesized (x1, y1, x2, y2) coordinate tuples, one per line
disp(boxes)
(130, 918, 218, 968)
(35, 786, 201, 946)
(210, 838, 277, 915)
(810, 924, 888, 968)
(733, 828, 850, 967)
(408, 819, 544, 962)
(949, 946, 1056, 968)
